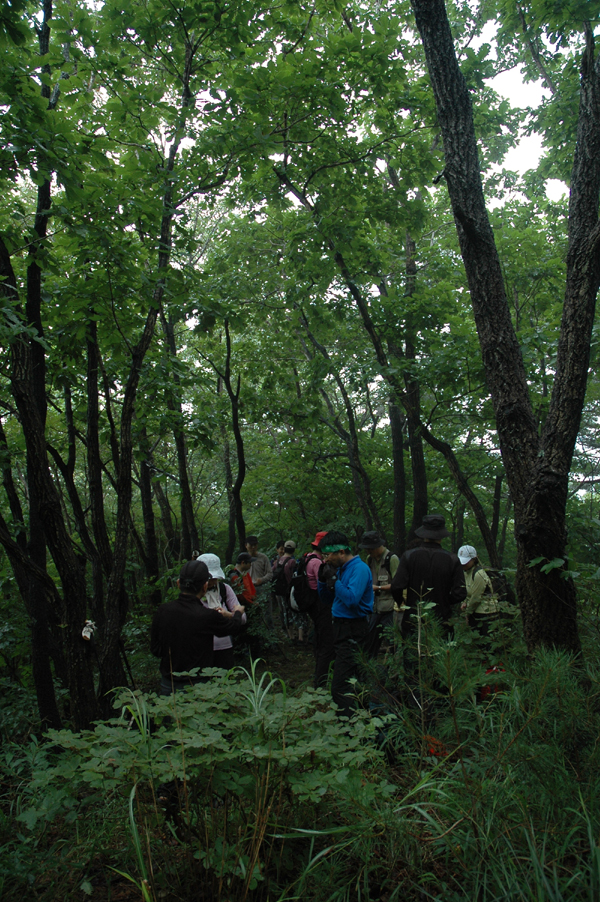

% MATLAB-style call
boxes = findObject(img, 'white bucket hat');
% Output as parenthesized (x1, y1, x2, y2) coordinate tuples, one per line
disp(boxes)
(457, 545, 478, 565)
(198, 552, 225, 580)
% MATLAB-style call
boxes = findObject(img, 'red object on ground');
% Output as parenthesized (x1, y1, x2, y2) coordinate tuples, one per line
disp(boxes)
(424, 735, 448, 758)
(480, 664, 505, 701)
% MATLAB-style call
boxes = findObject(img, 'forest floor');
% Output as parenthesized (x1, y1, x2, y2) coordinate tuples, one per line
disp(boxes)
(254, 638, 315, 688)
(61, 638, 317, 901)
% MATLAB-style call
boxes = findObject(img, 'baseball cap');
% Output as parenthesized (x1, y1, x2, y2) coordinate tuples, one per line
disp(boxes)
(311, 530, 328, 548)
(179, 559, 210, 594)
(457, 545, 478, 565)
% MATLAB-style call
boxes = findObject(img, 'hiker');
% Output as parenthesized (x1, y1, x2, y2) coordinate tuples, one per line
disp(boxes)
(458, 545, 501, 637)
(246, 535, 274, 626)
(246, 535, 273, 592)
(391, 515, 466, 640)
(360, 531, 400, 658)
(271, 541, 289, 632)
(318, 530, 373, 718)
(198, 552, 247, 670)
(272, 540, 294, 634)
(281, 541, 308, 644)
(271, 539, 285, 567)
(151, 559, 245, 694)
(303, 530, 334, 688)
(227, 552, 257, 607)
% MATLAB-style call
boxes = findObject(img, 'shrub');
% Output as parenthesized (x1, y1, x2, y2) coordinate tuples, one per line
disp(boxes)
(12, 663, 394, 901)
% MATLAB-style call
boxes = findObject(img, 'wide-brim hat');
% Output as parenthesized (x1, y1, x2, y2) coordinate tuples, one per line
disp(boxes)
(415, 515, 450, 540)
(198, 552, 225, 580)
(359, 531, 384, 550)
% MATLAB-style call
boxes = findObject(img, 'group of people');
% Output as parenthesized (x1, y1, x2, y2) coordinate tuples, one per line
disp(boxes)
(151, 516, 501, 715)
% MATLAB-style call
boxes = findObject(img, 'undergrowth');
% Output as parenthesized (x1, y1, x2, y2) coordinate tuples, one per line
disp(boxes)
(2, 616, 600, 901)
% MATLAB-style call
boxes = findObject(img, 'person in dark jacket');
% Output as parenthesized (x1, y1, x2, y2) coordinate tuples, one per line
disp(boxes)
(151, 559, 246, 694)
(391, 515, 466, 639)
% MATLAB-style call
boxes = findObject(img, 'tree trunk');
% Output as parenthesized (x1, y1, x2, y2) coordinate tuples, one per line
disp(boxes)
(139, 428, 162, 605)
(454, 496, 465, 552)
(86, 317, 113, 626)
(159, 311, 198, 559)
(491, 474, 503, 546)
(405, 379, 428, 541)
(97, 42, 198, 707)
(153, 478, 179, 562)
(410, 0, 600, 652)
(1, 419, 62, 726)
(214, 321, 246, 552)
(498, 496, 512, 567)
(389, 401, 406, 554)
(402, 232, 429, 541)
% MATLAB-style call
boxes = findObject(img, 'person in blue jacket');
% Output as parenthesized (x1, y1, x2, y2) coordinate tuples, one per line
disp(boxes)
(317, 530, 373, 717)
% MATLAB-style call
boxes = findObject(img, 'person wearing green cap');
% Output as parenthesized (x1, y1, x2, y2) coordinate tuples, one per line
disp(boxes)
(317, 530, 373, 718)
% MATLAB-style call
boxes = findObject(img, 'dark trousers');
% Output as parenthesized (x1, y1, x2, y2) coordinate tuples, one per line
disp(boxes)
(331, 617, 369, 718)
(309, 602, 335, 689)
(212, 646, 235, 670)
(365, 610, 394, 659)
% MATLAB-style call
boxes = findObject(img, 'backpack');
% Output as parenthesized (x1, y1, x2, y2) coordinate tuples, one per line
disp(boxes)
(273, 556, 292, 598)
(367, 550, 395, 577)
(473, 565, 516, 606)
(289, 553, 319, 613)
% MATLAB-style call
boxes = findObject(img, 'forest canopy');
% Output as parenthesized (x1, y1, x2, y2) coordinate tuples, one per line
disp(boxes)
(0, 0, 599, 728)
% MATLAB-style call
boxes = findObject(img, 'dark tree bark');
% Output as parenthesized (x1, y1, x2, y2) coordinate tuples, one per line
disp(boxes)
(84, 318, 112, 628)
(219, 377, 237, 566)
(454, 496, 465, 552)
(22, 0, 63, 731)
(138, 428, 162, 605)
(223, 321, 247, 550)
(0, 0, 96, 729)
(159, 311, 198, 559)
(401, 344, 428, 542)
(411, 0, 600, 652)
(96, 39, 198, 708)
(1, 419, 62, 729)
(491, 474, 503, 547)
(498, 496, 512, 568)
(1, 238, 97, 729)
(205, 321, 247, 556)
(153, 477, 179, 561)
(401, 232, 429, 540)
(389, 401, 406, 554)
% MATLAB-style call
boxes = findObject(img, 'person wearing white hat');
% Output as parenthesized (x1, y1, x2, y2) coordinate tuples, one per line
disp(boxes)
(198, 553, 247, 669)
(457, 545, 500, 636)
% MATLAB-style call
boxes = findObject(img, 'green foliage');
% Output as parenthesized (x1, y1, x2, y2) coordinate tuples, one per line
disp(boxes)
(5, 634, 600, 900)
(6, 669, 391, 900)
(366, 620, 600, 900)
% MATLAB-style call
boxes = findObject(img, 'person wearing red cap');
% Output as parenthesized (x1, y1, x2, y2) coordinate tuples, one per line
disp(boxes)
(305, 530, 335, 689)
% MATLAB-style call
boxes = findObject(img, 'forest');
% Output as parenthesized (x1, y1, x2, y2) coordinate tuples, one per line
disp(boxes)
(1, 0, 600, 899)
